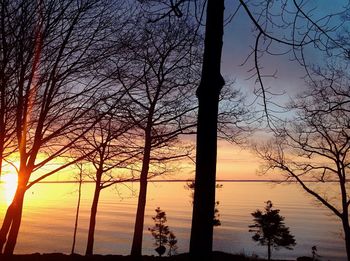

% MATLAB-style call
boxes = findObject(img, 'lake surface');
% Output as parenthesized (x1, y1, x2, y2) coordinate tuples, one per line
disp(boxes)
(0, 181, 346, 260)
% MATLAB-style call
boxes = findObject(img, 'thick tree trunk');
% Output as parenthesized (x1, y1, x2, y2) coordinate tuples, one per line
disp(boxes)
(0, 204, 15, 253)
(189, 0, 225, 258)
(130, 130, 152, 256)
(85, 182, 101, 255)
(343, 220, 350, 261)
(339, 175, 350, 261)
(0, 183, 26, 255)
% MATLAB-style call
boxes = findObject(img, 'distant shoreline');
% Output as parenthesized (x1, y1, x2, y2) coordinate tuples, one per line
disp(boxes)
(0, 179, 340, 184)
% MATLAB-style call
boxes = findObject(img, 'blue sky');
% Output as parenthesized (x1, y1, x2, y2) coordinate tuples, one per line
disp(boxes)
(210, 0, 350, 179)
(221, 0, 349, 103)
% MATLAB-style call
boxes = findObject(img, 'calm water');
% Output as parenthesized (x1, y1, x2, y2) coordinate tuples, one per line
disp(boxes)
(0, 182, 346, 260)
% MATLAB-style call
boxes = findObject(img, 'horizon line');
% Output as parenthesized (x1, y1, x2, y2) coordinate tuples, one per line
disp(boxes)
(0, 179, 340, 184)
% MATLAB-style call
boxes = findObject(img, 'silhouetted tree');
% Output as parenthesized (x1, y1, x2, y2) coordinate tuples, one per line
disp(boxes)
(71, 163, 84, 255)
(213, 201, 221, 227)
(188, 1, 225, 257)
(148, 207, 170, 257)
(186, 181, 222, 227)
(142, 1, 347, 257)
(167, 232, 178, 256)
(112, 18, 200, 256)
(312, 246, 319, 261)
(80, 111, 139, 256)
(0, 0, 130, 254)
(256, 82, 350, 260)
(249, 201, 296, 260)
(0, 1, 18, 179)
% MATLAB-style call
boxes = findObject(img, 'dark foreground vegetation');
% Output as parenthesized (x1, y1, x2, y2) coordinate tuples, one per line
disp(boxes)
(0, 252, 293, 261)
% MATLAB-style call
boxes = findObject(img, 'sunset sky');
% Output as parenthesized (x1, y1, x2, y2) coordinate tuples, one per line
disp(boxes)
(1, 0, 345, 184)
(214, 0, 349, 181)
(0, 0, 347, 184)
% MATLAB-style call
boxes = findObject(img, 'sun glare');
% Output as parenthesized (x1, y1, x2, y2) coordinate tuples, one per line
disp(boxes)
(1, 174, 18, 205)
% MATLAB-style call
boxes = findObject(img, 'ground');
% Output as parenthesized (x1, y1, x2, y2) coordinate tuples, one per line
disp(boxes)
(0, 252, 298, 261)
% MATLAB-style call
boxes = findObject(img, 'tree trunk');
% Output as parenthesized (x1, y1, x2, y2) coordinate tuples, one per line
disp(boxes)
(344, 222, 350, 261)
(130, 129, 152, 256)
(339, 173, 350, 261)
(342, 212, 350, 261)
(85, 182, 101, 256)
(189, 0, 225, 258)
(268, 239, 271, 261)
(0, 183, 26, 255)
(0, 204, 15, 253)
(71, 174, 82, 255)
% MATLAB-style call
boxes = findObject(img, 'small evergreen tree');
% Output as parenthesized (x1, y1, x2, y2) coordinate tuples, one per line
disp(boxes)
(186, 181, 222, 227)
(213, 201, 221, 227)
(249, 201, 296, 260)
(148, 207, 170, 256)
(167, 232, 178, 256)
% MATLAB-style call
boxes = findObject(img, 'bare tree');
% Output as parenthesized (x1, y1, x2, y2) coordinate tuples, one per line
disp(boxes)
(80, 110, 139, 256)
(111, 18, 201, 256)
(0, 1, 23, 178)
(256, 81, 350, 260)
(71, 163, 84, 255)
(147, 1, 348, 258)
(188, 1, 226, 257)
(134, 1, 253, 257)
(0, 0, 130, 254)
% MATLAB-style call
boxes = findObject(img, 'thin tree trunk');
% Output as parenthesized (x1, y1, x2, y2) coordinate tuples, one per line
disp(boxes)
(130, 129, 152, 256)
(189, 0, 225, 258)
(71, 173, 83, 255)
(158, 222, 163, 256)
(85, 182, 101, 255)
(268, 239, 271, 261)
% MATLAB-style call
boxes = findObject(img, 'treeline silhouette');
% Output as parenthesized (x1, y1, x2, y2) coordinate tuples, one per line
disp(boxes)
(0, 1, 349, 260)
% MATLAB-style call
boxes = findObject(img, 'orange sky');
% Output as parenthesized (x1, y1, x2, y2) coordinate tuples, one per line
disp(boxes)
(1, 139, 268, 184)
(216, 140, 267, 180)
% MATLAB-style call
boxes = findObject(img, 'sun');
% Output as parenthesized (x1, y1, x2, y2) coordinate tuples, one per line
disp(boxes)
(1, 173, 18, 205)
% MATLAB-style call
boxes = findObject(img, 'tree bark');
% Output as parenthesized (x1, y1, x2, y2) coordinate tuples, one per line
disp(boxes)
(85, 180, 102, 255)
(189, 0, 225, 258)
(339, 169, 350, 261)
(0, 182, 26, 255)
(341, 187, 350, 261)
(342, 217, 350, 261)
(130, 128, 152, 256)
(0, 203, 14, 252)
